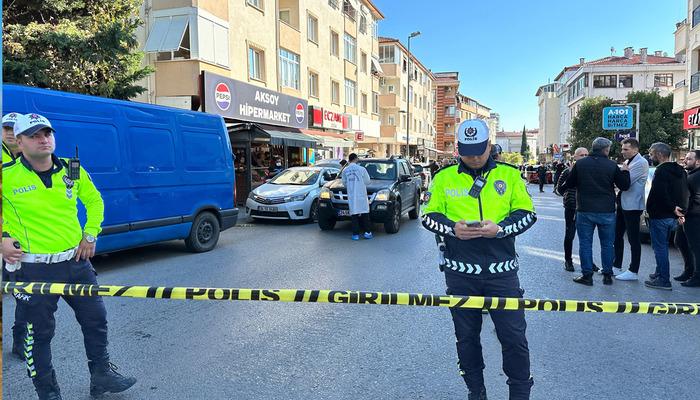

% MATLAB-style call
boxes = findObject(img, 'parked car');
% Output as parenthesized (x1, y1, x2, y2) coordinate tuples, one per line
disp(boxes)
(3, 84, 238, 254)
(314, 158, 344, 170)
(317, 157, 422, 233)
(247, 166, 339, 221)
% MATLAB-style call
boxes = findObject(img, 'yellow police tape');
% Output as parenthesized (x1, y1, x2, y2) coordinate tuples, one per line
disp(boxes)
(3, 281, 699, 315)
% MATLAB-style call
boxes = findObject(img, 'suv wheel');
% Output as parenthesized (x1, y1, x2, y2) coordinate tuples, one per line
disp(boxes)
(408, 192, 420, 220)
(318, 217, 336, 231)
(384, 201, 401, 234)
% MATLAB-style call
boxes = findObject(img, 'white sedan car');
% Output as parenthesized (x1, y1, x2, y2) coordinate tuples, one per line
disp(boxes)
(246, 166, 339, 221)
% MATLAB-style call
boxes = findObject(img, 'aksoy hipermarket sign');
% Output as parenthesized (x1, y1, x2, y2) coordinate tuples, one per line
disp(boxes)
(202, 71, 307, 129)
(684, 106, 700, 130)
(309, 106, 350, 130)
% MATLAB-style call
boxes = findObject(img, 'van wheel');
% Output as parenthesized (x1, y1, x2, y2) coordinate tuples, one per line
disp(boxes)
(185, 211, 220, 253)
(408, 192, 420, 220)
(384, 201, 401, 234)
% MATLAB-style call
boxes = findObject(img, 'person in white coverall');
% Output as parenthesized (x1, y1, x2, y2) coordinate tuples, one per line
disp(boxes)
(341, 153, 374, 240)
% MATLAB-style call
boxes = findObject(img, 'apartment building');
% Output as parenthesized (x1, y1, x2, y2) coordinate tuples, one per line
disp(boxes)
(137, 0, 383, 200)
(495, 129, 539, 161)
(540, 47, 684, 148)
(433, 72, 460, 154)
(673, 0, 700, 149)
(535, 83, 560, 160)
(377, 37, 436, 159)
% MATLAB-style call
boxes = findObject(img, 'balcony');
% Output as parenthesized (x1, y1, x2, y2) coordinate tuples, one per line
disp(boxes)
(379, 93, 398, 108)
(676, 19, 688, 55)
(673, 82, 686, 114)
(691, 72, 700, 93)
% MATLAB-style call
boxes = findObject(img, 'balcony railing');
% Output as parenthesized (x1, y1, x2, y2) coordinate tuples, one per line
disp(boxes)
(691, 73, 700, 93)
(676, 79, 686, 89)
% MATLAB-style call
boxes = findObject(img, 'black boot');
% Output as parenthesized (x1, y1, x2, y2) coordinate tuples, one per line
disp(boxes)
(602, 273, 613, 285)
(508, 377, 534, 400)
(673, 271, 693, 281)
(681, 278, 700, 287)
(573, 273, 593, 286)
(468, 387, 488, 400)
(34, 371, 62, 400)
(89, 361, 137, 397)
(563, 261, 575, 272)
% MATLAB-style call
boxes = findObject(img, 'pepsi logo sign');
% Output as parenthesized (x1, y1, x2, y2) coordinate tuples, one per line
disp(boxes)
(215, 83, 231, 111)
(295, 103, 305, 124)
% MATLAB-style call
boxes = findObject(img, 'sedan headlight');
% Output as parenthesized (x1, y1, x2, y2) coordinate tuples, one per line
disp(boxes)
(375, 189, 391, 202)
(285, 193, 308, 203)
(320, 188, 332, 200)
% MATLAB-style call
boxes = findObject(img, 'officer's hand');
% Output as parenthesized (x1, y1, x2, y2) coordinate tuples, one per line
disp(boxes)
(454, 221, 483, 240)
(75, 238, 96, 261)
(479, 220, 501, 238)
(2, 238, 23, 264)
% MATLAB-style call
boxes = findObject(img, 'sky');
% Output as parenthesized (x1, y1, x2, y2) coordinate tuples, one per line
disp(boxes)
(373, 0, 687, 132)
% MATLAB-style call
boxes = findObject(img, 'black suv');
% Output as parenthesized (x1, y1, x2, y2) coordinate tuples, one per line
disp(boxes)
(317, 157, 422, 233)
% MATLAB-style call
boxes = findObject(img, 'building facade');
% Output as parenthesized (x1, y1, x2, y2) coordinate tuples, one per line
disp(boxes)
(673, 1, 700, 149)
(535, 83, 560, 160)
(377, 37, 436, 159)
(433, 72, 460, 154)
(495, 129, 539, 161)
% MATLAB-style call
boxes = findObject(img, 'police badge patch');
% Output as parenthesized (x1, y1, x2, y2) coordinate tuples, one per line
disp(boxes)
(494, 180, 506, 196)
(63, 175, 74, 199)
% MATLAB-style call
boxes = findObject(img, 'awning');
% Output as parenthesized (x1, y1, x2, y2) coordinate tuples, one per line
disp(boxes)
(227, 122, 271, 142)
(424, 147, 446, 154)
(257, 123, 317, 148)
(301, 128, 354, 148)
(144, 15, 189, 52)
(371, 57, 384, 75)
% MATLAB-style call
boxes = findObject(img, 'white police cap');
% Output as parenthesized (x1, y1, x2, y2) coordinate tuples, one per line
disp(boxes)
(13, 113, 56, 137)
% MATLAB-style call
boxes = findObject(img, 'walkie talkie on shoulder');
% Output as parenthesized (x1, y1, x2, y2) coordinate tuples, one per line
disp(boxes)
(68, 146, 81, 180)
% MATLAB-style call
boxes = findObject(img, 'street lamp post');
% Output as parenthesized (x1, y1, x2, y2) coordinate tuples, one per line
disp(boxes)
(406, 31, 421, 159)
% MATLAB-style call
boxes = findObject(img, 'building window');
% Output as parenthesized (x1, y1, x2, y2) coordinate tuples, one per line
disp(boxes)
(345, 79, 356, 107)
(360, 51, 367, 73)
(445, 105, 455, 116)
(388, 115, 395, 126)
(593, 75, 616, 88)
(279, 48, 300, 90)
(387, 85, 395, 93)
(402, 56, 407, 73)
(248, 47, 265, 81)
(332, 80, 340, 104)
(371, 20, 378, 39)
(156, 22, 191, 61)
(247, 0, 263, 9)
(307, 14, 318, 43)
(361, 93, 368, 113)
(330, 30, 339, 57)
(618, 75, 633, 88)
(359, 15, 367, 34)
(372, 92, 379, 114)
(401, 115, 406, 128)
(379, 45, 396, 63)
(654, 73, 673, 87)
(344, 33, 356, 64)
(343, 0, 357, 21)
(402, 86, 406, 101)
(408, 86, 413, 103)
(279, 9, 291, 24)
(328, 0, 339, 9)
(309, 71, 319, 98)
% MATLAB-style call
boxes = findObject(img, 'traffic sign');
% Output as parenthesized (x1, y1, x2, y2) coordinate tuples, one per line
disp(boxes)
(603, 106, 633, 130)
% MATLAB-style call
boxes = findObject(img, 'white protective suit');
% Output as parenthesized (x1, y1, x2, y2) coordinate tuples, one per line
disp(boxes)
(341, 162, 371, 215)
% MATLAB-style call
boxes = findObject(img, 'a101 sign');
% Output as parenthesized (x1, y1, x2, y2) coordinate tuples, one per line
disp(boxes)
(602, 106, 633, 130)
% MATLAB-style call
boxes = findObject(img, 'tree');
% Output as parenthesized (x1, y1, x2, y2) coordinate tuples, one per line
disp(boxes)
(501, 152, 523, 165)
(3, 0, 154, 99)
(520, 125, 529, 160)
(569, 91, 686, 157)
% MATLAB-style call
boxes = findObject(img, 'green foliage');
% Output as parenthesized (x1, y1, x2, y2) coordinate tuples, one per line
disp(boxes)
(3, 0, 154, 99)
(569, 91, 686, 157)
(501, 152, 523, 165)
(520, 125, 528, 159)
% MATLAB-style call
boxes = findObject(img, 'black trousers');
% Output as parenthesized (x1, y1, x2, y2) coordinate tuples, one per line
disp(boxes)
(674, 224, 695, 276)
(681, 216, 700, 280)
(3, 268, 29, 351)
(15, 259, 109, 384)
(445, 272, 532, 399)
(538, 178, 545, 192)
(564, 208, 577, 263)
(613, 209, 643, 272)
(350, 213, 372, 235)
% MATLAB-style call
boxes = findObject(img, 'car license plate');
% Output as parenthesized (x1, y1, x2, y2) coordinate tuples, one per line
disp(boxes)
(259, 206, 278, 212)
(337, 209, 350, 217)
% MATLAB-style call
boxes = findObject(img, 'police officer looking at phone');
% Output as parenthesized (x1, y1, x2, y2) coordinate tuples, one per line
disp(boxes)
(421, 119, 537, 400)
(2, 113, 136, 400)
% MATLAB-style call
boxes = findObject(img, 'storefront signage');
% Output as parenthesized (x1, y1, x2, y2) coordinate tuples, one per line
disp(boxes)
(203, 71, 307, 129)
(602, 106, 633, 130)
(684, 106, 700, 130)
(355, 131, 364, 141)
(309, 106, 350, 130)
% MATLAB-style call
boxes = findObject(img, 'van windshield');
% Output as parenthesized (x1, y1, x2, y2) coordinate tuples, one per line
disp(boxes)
(270, 169, 320, 185)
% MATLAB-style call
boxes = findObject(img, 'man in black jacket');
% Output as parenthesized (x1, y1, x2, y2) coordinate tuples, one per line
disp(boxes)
(644, 143, 689, 290)
(559, 137, 630, 285)
(536, 164, 547, 192)
(676, 150, 700, 287)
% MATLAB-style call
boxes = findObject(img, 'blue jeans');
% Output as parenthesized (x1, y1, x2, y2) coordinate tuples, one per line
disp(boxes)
(649, 218, 678, 284)
(576, 212, 616, 274)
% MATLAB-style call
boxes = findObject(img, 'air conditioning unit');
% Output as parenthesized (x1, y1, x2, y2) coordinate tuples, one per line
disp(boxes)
(379, 77, 386, 86)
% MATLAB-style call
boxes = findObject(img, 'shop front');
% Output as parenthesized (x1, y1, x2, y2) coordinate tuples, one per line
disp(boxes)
(202, 71, 317, 204)
(684, 106, 700, 150)
(305, 106, 354, 162)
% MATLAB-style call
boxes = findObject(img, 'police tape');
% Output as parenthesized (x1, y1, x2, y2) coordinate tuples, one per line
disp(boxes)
(2, 281, 699, 315)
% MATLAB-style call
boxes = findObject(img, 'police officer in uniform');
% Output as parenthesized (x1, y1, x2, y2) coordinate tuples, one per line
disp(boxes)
(421, 120, 537, 400)
(2, 113, 136, 400)
(3, 112, 22, 163)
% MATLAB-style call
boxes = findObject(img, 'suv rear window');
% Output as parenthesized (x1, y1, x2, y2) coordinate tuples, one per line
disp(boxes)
(358, 161, 396, 180)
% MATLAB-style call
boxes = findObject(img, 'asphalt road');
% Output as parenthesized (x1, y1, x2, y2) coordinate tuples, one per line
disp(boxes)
(3, 185, 699, 400)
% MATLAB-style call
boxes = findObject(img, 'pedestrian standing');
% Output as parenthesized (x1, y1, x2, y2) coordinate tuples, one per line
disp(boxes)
(552, 162, 565, 193)
(2, 113, 136, 399)
(341, 153, 373, 240)
(676, 150, 700, 287)
(422, 119, 537, 400)
(536, 163, 547, 192)
(429, 159, 439, 177)
(613, 138, 649, 281)
(644, 142, 689, 290)
(559, 137, 630, 286)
